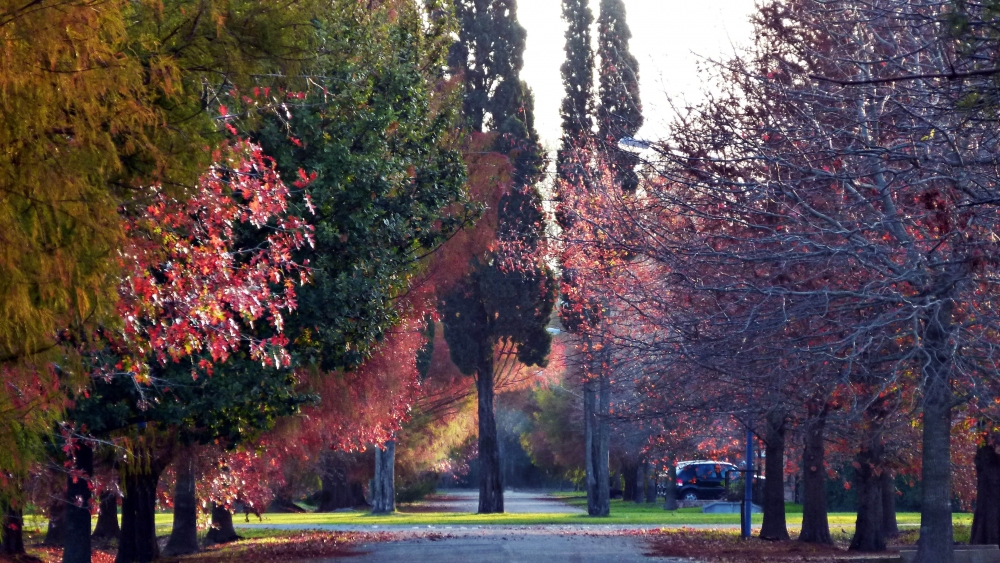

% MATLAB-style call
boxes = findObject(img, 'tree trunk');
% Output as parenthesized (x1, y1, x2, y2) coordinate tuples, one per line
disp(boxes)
(205, 503, 241, 545)
(371, 440, 396, 514)
(663, 463, 678, 510)
(584, 378, 597, 514)
(163, 454, 199, 556)
(476, 353, 503, 514)
(63, 442, 94, 563)
(44, 499, 65, 546)
(915, 296, 955, 563)
(849, 452, 885, 551)
(584, 373, 610, 516)
(622, 460, 637, 503)
(881, 470, 899, 539)
(799, 409, 831, 545)
(971, 445, 1000, 545)
(92, 492, 120, 540)
(759, 410, 789, 541)
(634, 462, 646, 503)
(116, 468, 162, 563)
(644, 462, 657, 503)
(597, 373, 610, 510)
(2, 505, 24, 555)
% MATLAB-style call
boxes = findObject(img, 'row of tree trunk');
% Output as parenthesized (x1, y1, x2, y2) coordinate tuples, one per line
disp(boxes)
(4, 434, 403, 562)
(20, 437, 248, 563)
(621, 460, 657, 504)
(760, 403, 900, 551)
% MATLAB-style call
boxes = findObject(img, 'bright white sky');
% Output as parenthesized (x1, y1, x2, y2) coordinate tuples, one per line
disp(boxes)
(519, 0, 758, 153)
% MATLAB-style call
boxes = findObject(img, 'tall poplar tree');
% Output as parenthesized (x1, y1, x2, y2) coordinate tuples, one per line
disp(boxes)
(445, 0, 554, 514)
(596, 0, 643, 192)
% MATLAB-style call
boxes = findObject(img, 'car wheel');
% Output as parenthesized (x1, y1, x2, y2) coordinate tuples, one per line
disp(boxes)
(682, 491, 699, 501)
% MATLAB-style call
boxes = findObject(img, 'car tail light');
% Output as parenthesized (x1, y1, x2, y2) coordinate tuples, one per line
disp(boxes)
(676, 478, 683, 487)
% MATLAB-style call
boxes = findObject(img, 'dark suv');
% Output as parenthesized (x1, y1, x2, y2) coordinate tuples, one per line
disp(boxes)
(675, 461, 739, 501)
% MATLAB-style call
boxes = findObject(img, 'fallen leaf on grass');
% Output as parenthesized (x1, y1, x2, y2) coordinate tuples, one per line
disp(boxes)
(161, 531, 391, 562)
(0, 547, 115, 563)
(4, 532, 388, 563)
(643, 529, 899, 562)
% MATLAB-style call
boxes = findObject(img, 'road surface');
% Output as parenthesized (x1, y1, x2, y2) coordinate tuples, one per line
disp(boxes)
(404, 489, 587, 514)
(342, 527, 690, 562)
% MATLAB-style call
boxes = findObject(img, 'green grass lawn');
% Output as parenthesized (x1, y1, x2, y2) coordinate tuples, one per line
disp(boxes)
(131, 498, 971, 528)
(19, 496, 975, 530)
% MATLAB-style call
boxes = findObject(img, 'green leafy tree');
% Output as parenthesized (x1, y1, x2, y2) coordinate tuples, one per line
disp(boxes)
(255, 1, 471, 373)
(450, 0, 525, 131)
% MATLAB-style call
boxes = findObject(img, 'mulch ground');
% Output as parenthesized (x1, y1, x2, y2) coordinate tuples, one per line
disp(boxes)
(641, 529, 917, 562)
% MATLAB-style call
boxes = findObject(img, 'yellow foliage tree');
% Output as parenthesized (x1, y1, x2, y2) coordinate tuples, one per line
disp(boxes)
(0, 0, 320, 515)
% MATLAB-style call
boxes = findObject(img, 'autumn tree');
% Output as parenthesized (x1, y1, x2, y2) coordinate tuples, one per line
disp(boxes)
(556, 0, 646, 517)
(439, 254, 555, 513)
(0, 5, 157, 528)
(559, 0, 1000, 560)
(1, 0, 319, 369)
(554, 0, 621, 518)
(2, 0, 321, 555)
(367, 130, 527, 514)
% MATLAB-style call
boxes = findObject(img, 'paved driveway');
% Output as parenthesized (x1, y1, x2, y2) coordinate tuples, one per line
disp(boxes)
(408, 489, 586, 514)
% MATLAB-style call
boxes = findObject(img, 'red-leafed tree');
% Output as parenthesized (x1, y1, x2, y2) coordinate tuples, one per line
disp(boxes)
(116, 138, 312, 382)
(68, 136, 312, 563)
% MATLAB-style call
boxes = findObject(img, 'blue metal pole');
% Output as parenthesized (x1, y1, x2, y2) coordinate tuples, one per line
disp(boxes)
(742, 427, 753, 539)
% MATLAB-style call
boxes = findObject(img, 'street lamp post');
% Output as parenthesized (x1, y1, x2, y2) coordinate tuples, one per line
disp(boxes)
(742, 427, 754, 539)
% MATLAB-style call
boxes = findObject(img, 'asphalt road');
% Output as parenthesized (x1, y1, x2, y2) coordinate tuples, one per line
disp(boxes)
(309, 492, 689, 561)
(342, 528, 692, 563)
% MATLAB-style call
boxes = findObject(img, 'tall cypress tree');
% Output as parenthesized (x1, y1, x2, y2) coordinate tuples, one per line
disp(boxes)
(555, 0, 611, 518)
(445, 0, 554, 514)
(450, 0, 526, 133)
(597, 0, 643, 192)
(556, 0, 595, 197)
